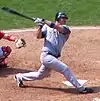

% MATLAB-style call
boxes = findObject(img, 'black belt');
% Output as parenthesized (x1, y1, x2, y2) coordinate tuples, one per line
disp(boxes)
(47, 52, 60, 58)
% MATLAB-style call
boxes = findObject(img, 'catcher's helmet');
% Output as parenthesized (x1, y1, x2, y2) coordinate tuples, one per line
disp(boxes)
(55, 12, 68, 21)
(2, 46, 12, 57)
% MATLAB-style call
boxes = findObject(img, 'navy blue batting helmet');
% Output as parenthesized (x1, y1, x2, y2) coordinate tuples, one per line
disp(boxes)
(55, 12, 68, 21)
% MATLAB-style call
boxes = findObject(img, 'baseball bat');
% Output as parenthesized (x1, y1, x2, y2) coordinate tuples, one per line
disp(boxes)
(0, 6, 36, 21)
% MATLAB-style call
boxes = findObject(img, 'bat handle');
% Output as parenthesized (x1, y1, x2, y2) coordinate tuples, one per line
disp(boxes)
(32, 17, 36, 21)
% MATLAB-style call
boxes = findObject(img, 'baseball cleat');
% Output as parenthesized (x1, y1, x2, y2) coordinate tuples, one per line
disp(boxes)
(14, 74, 24, 87)
(79, 87, 94, 94)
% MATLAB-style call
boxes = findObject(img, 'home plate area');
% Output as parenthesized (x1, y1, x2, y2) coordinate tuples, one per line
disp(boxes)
(62, 79, 87, 87)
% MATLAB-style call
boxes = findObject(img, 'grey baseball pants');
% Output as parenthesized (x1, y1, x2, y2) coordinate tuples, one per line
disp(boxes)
(19, 52, 85, 91)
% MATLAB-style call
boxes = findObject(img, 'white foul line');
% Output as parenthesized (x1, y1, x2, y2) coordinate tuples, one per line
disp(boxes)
(70, 26, 100, 29)
(1, 26, 100, 33)
(2, 28, 37, 33)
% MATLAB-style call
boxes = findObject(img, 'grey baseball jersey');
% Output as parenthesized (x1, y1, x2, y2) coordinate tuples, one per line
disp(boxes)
(41, 24, 70, 57)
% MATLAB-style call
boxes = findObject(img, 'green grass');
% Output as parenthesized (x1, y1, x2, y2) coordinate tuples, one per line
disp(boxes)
(0, 0, 100, 29)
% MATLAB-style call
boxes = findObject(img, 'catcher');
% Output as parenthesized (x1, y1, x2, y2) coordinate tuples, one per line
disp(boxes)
(0, 31, 26, 67)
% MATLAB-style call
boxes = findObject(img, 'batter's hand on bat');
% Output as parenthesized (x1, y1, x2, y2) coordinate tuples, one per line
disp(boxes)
(34, 18, 45, 24)
(15, 38, 26, 49)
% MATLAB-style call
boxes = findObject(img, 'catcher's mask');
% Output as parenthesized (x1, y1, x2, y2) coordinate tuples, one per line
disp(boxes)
(55, 12, 68, 21)
(0, 46, 12, 60)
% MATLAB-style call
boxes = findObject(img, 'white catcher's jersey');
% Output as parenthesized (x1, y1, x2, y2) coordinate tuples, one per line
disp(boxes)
(41, 24, 70, 57)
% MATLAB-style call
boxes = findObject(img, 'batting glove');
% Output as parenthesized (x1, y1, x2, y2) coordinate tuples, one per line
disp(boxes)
(34, 18, 45, 24)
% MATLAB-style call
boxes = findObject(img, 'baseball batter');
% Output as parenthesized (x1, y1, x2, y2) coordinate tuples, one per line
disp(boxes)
(0, 31, 26, 67)
(14, 12, 93, 93)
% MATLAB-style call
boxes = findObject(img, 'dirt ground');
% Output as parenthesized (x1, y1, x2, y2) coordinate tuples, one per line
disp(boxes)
(0, 28, 100, 101)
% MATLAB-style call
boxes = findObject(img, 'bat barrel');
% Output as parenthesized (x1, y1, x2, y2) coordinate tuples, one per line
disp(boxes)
(0, 6, 36, 21)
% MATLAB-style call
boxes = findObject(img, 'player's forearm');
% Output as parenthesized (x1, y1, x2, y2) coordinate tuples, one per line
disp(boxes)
(44, 20, 52, 26)
(44, 20, 63, 32)
(3, 33, 17, 42)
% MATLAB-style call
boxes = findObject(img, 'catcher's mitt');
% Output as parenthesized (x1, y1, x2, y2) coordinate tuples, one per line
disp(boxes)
(15, 38, 26, 49)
